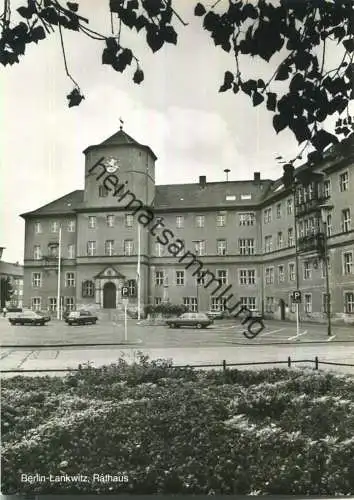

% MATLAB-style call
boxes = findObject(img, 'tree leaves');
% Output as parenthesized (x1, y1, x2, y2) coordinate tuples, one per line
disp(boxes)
(67, 87, 85, 108)
(311, 130, 339, 152)
(133, 68, 144, 84)
(266, 93, 277, 111)
(252, 92, 264, 107)
(273, 114, 288, 134)
(194, 3, 206, 17)
(219, 71, 234, 92)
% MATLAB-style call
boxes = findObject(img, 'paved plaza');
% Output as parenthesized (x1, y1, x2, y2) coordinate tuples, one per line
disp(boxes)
(1, 317, 353, 376)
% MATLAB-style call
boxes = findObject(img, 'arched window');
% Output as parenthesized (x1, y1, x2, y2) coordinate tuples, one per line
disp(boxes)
(82, 280, 95, 297)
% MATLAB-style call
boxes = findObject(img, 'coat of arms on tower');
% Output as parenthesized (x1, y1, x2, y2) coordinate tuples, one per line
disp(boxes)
(104, 157, 120, 173)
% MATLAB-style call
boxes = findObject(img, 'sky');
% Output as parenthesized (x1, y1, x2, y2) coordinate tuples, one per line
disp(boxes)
(0, 0, 348, 264)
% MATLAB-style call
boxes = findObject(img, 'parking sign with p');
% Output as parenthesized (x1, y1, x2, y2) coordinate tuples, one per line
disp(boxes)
(292, 290, 302, 303)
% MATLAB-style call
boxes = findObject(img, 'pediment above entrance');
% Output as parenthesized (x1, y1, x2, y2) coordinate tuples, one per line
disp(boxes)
(93, 266, 125, 279)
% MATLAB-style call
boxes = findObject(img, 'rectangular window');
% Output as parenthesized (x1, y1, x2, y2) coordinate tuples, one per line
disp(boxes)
(343, 252, 353, 275)
(176, 271, 185, 286)
(34, 222, 42, 234)
(87, 241, 96, 256)
(239, 212, 255, 226)
(48, 297, 57, 312)
(196, 272, 205, 286)
(265, 236, 272, 253)
(265, 297, 274, 313)
(194, 240, 205, 256)
(239, 239, 255, 255)
(155, 242, 164, 257)
(216, 213, 226, 227)
(32, 272, 41, 288)
(263, 208, 272, 224)
(107, 215, 114, 227)
(195, 215, 205, 228)
(31, 297, 41, 311)
(155, 271, 164, 286)
(33, 245, 42, 260)
(67, 220, 75, 232)
(68, 244, 75, 259)
(176, 215, 184, 228)
(265, 267, 274, 285)
(342, 209, 351, 233)
(217, 239, 227, 255)
(287, 198, 293, 215)
(48, 244, 58, 258)
(99, 185, 109, 197)
(124, 239, 133, 256)
(65, 272, 75, 287)
(65, 297, 75, 311)
(324, 180, 331, 198)
(88, 216, 96, 229)
(304, 261, 312, 280)
(289, 263, 295, 281)
(125, 214, 134, 227)
(339, 171, 349, 192)
(217, 270, 227, 285)
(50, 221, 59, 233)
(288, 228, 294, 247)
(240, 297, 256, 311)
(239, 269, 255, 285)
(326, 211, 333, 236)
(184, 297, 198, 312)
(154, 297, 162, 305)
(105, 240, 114, 256)
(276, 203, 282, 219)
(344, 292, 354, 313)
(304, 294, 312, 313)
(277, 232, 283, 249)
(211, 297, 227, 312)
(278, 265, 285, 282)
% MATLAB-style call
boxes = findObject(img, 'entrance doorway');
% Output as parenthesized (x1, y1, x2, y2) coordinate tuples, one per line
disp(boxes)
(279, 299, 286, 320)
(103, 281, 116, 308)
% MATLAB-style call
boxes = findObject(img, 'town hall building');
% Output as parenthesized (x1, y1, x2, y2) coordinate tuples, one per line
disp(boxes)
(21, 127, 354, 323)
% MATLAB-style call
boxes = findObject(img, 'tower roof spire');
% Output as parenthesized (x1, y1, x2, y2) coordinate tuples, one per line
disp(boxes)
(119, 117, 124, 131)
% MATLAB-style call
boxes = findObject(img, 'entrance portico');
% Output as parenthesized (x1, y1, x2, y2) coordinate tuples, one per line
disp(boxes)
(93, 266, 126, 309)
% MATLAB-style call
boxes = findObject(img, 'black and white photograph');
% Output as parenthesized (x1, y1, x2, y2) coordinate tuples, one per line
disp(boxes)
(1, 0, 354, 496)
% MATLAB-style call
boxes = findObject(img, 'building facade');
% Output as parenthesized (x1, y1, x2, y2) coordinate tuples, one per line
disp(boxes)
(0, 247, 24, 308)
(21, 129, 354, 323)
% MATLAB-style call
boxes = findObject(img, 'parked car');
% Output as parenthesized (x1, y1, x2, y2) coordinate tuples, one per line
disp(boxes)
(65, 310, 98, 326)
(206, 310, 225, 320)
(9, 310, 51, 326)
(166, 312, 213, 329)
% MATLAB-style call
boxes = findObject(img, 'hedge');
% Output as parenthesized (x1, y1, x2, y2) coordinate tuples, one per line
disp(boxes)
(1, 355, 354, 495)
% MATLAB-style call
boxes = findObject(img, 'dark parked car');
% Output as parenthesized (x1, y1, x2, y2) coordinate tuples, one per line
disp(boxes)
(9, 310, 51, 326)
(65, 310, 98, 326)
(166, 312, 213, 329)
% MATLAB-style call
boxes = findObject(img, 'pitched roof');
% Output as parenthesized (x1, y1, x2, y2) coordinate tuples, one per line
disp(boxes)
(83, 129, 157, 160)
(0, 261, 24, 277)
(154, 180, 273, 210)
(20, 190, 84, 218)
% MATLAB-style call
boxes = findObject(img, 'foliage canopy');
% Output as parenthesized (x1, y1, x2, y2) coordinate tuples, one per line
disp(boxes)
(1, 0, 353, 163)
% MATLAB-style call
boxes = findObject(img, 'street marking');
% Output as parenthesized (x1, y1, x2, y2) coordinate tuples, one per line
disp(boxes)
(287, 330, 308, 341)
(260, 328, 285, 337)
(327, 335, 336, 342)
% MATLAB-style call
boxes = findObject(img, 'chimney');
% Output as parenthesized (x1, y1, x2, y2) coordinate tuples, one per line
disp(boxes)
(199, 175, 206, 187)
(254, 172, 261, 183)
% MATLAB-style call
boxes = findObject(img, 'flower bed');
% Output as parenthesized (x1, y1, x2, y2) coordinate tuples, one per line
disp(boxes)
(1, 356, 354, 495)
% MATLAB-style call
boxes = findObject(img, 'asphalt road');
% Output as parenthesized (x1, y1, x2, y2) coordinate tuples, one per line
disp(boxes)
(1, 317, 354, 376)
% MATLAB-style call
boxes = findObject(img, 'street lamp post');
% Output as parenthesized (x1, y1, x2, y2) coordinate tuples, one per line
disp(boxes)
(319, 204, 334, 337)
(292, 186, 301, 337)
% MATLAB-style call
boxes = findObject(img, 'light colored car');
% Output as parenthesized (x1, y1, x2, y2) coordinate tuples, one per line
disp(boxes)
(9, 310, 51, 326)
(165, 312, 213, 329)
(65, 310, 98, 326)
(206, 310, 225, 320)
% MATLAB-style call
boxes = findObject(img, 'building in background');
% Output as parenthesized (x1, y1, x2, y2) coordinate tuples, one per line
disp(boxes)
(0, 247, 24, 308)
(20, 129, 354, 323)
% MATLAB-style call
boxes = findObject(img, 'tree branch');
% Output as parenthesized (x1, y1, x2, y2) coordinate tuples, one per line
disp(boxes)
(58, 21, 79, 88)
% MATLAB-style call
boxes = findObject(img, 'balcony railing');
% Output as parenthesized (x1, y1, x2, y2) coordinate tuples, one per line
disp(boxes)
(41, 255, 62, 270)
(297, 232, 325, 255)
(295, 194, 330, 217)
